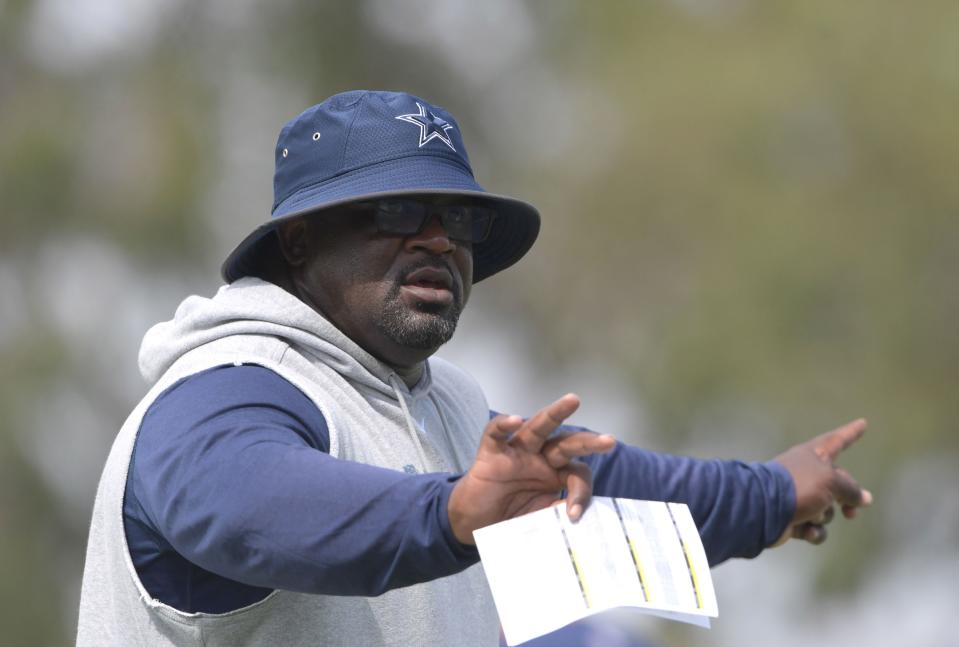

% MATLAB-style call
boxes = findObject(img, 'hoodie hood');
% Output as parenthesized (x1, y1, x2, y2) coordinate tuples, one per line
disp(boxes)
(138, 277, 417, 398)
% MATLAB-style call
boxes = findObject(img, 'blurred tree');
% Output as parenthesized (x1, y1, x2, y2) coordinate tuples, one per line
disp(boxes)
(1, 1, 956, 645)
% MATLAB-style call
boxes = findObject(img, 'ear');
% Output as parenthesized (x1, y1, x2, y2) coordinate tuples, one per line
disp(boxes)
(277, 219, 309, 267)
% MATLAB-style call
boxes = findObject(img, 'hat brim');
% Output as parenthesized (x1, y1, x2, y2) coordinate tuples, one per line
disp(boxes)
(221, 155, 540, 283)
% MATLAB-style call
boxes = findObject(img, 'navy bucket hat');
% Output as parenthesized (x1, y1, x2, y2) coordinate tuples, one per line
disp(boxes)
(221, 90, 540, 283)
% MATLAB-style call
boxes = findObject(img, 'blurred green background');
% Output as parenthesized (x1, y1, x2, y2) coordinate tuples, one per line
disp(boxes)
(1, 1, 956, 645)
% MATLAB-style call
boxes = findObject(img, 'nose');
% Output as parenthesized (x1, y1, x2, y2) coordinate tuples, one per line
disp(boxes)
(405, 214, 455, 254)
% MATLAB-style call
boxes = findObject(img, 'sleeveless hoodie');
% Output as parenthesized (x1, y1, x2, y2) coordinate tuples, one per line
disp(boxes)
(77, 277, 498, 646)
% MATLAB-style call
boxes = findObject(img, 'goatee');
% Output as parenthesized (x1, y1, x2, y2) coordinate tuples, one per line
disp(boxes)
(376, 268, 463, 350)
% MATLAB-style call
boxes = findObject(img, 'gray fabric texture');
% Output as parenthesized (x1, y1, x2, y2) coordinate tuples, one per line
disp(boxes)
(77, 277, 497, 646)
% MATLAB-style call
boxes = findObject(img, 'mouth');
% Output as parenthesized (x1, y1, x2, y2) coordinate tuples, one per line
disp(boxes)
(400, 265, 456, 306)
(403, 266, 453, 290)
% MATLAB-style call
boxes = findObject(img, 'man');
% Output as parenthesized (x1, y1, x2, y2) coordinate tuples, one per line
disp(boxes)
(77, 90, 871, 647)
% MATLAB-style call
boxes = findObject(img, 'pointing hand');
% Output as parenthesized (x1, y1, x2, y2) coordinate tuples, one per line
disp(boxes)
(773, 418, 873, 546)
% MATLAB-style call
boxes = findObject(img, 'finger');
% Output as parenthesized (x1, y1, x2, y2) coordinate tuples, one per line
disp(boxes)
(559, 461, 593, 522)
(795, 522, 828, 545)
(810, 505, 835, 526)
(510, 394, 581, 454)
(831, 467, 868, 507)
(479, 414, 524, 453)
(541, 432, 616, 468)
(814, 418, 867, 461)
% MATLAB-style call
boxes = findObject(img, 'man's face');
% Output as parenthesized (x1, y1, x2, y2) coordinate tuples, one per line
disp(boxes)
(281, 205, 474, 370)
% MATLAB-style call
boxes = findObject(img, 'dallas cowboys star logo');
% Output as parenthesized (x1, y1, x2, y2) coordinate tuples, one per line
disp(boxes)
(395, 102, 456, 151)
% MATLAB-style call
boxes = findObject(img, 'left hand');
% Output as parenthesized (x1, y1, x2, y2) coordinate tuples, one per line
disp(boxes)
(772, 418, 873, 546)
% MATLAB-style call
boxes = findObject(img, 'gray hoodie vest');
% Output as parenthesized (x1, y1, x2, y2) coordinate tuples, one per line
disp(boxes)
(77, 278, 499, 646)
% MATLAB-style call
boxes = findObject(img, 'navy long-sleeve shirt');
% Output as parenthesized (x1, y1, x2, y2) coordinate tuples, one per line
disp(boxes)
(124, 364, 795, 614)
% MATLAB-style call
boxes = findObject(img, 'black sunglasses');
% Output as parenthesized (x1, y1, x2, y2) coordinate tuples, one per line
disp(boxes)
(350, 199, 496, 243)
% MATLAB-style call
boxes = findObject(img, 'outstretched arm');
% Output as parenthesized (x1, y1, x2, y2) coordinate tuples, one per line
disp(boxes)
(583, 445, 794, 563)
(578, 419, 872, 563)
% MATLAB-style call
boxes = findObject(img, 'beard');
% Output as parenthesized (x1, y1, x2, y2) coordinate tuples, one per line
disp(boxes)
(375, 265, 464, 350)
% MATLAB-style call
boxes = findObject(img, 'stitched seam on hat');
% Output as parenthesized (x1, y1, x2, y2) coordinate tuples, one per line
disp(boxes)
(273, 95, 368, 209)
(337, 93, 367, 174)
(278, 153, 476, 211)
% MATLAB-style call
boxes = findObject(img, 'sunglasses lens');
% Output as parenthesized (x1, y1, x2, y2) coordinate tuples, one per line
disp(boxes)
(371, 201, 496, 243)
(374, 201, 426, 234)
(467, 207, 494, 243)
(441, 206, 473, 241)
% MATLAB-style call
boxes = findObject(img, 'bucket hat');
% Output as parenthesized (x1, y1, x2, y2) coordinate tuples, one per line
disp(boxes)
(221, 90, 540, 283)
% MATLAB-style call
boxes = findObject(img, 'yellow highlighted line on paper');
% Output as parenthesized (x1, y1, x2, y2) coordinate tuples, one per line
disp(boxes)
(569, 549, 592, 608)
(667, 504, 703, 610)
(627, 539, 651, 602)
(613, 498, 650, 602)
(680, 541, 703, 609)
(555, 507, 591, 609)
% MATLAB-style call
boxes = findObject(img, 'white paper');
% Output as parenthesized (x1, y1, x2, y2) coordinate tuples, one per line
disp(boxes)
(473, 498, 718, 646)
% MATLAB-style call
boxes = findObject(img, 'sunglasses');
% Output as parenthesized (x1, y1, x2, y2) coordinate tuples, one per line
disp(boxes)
(350, 199, 497, 243)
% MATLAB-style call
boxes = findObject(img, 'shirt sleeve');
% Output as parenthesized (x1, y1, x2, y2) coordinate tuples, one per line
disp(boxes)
(486, 412, 796, 565)
(579, 441, 796, 565)
(130, 364, 478, 598)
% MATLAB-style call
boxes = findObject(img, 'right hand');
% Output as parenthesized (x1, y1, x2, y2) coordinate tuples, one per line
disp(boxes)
(447, 394, 616, 545)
